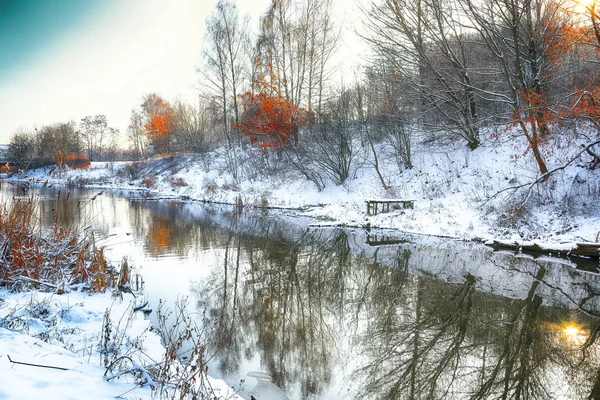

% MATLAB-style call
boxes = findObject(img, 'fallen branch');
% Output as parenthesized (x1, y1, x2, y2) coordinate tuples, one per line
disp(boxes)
(481, 139, 600, 207)
(15, 276, 59, 289)
(133, 301, 149, 312)
(486, 239, 600, 258)
(7, 355, 68, 370)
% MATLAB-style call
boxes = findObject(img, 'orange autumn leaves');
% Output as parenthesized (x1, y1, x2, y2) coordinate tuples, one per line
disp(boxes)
(142, 95, 174, 154)
(145, 113, 172, 143)
(509, 14, 600, 146)
(234, 59, 307, 149)
(573, 88, 600, 127)
(53, 153, 91, 170)
(234, 92, 306, 148)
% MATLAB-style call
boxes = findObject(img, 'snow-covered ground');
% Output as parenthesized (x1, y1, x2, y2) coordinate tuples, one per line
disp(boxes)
(17, 130, 600, 244)
(0, 290, 242, 400)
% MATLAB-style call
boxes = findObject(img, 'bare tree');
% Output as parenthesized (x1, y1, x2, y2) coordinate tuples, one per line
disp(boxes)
(460, 0, 570, 176)
(361, 63, 414, 173)
(296, 85, 362, 186)
(79, 114, 118, 161)
(37, 122, 82, 167)
(201, 0, 250, 181)
(171, 99, 214, 154)
(202, 0, 249, 144)
(127, 109, 147, 160)
(8, 129, 36, 170)
(254, 0, 339, 113)
(362, 0, 482, 149)
(355, 80, 389, 190)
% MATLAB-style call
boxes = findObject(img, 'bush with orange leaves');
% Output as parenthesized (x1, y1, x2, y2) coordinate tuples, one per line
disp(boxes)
(66, 155, 91, 170)
(0, 198, 126, 293)
(234, 92, 306, 149)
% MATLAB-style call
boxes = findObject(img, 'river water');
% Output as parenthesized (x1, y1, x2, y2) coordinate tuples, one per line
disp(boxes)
(3, 183, 600, 399)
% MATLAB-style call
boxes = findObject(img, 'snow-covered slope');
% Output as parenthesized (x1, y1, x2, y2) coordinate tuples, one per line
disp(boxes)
(14, 130, 600, 244)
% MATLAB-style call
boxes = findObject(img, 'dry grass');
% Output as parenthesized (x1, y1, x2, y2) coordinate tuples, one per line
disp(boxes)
(0, 197, 125, 293)
(141, 175, 157, 188)
(168, 177, 186, 187)
(204, 179, 218, 194)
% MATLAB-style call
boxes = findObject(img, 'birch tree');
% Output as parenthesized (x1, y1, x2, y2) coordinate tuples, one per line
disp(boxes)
(202, 0, 249, 145)
(254, 0, 339, 114)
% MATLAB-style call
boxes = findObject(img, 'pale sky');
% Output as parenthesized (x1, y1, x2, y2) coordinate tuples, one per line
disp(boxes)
(0, 0, 365, 145)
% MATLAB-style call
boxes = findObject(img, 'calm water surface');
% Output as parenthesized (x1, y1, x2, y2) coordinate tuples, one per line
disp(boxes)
(3, 183, 600, 399)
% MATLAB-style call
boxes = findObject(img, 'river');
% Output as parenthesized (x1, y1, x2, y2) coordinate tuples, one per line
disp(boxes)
(3, 183, 600, 399)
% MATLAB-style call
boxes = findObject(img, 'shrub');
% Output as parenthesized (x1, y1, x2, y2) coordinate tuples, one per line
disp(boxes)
(497, 202, 531, 231)
(66, 155, 91, 170)
(168, 177, 186, 187)
(141, 176, 156, 188)
(119, 163, 142, 181)
(221, 181, 240, 191)
(204, 179, 218, 194)
(0, 198, 126, 293)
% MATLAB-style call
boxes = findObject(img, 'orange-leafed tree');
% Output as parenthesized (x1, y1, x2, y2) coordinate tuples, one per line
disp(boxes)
(145, 113, 173, 152)
(235, 92, 306, 148)
(540, 3, 600, 169)
(234, 60, 307, 149)
(65, 155, 91, 170)
(142, 93, 174, 155)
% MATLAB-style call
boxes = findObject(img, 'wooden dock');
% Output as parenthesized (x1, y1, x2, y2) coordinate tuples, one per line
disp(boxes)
(366, 234, 408, 246)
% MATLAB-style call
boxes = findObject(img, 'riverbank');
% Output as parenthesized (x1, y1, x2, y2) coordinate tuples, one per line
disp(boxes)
(0, 192, 243, 399)
(11, 133, 600, 246)
(0, 289, 241, 399)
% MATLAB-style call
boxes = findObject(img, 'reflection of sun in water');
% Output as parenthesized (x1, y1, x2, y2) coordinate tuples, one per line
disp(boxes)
(545, 320, 589, 347)
(562, 323, 581, 338)
(560, 322, 587, 347)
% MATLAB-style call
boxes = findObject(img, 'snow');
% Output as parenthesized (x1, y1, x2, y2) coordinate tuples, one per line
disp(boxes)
(0, 290, 242, 400)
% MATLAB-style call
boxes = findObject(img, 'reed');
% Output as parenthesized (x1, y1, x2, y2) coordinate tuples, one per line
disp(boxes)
(0, 195, 125, 293)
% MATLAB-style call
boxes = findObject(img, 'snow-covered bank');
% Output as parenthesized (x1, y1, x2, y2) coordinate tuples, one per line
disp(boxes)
(13, 132, 600, 246)
(0, 290, 242, 400)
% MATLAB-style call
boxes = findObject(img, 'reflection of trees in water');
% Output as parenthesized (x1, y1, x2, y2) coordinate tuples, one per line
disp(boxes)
(245, 229, 341, 397)
(118, 198, 600, 400)
(127, 201, 238, 257)
(358, 257, 600, 400)
(194, 228, 356, 398)
(190, 224, 600, 399)
(23, 188, 112, 237)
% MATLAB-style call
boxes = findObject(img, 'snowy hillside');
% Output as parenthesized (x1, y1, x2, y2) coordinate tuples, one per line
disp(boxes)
(20, 129, 600, 245)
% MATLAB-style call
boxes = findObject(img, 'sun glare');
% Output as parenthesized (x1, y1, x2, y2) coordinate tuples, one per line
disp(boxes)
(562, 323, 581, 338)
(575, 0, 596, 13)
(559, 321, 588, 346)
